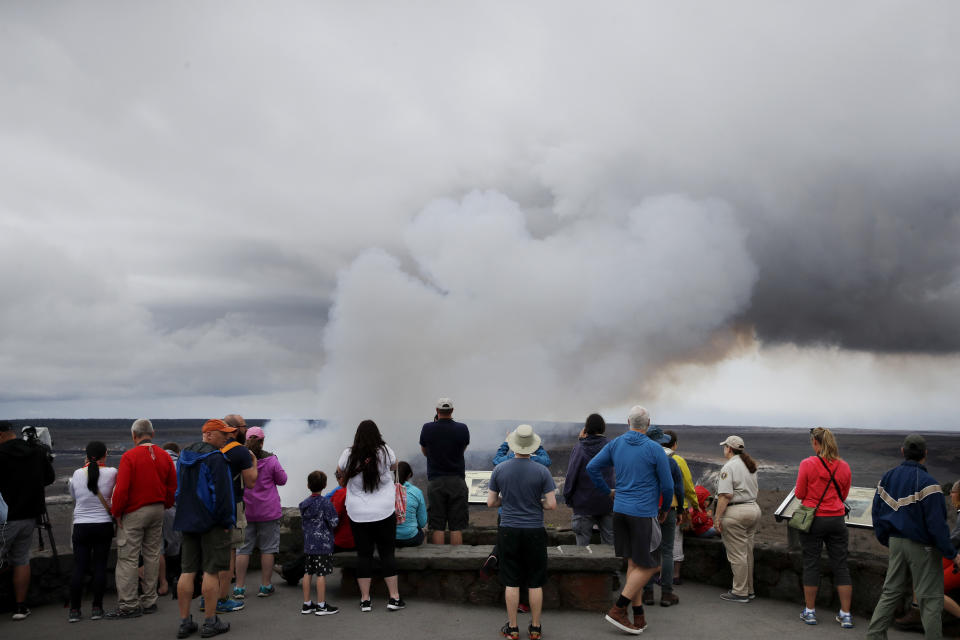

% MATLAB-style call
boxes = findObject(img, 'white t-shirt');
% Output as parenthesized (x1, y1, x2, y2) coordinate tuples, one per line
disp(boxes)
(337, 445, 397, 523)
(69, 466, 118, 525)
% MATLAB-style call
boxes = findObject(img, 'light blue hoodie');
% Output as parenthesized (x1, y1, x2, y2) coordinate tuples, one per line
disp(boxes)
(586, 430, 673, 518)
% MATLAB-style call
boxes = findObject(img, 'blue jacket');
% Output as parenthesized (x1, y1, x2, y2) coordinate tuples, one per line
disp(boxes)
(396, 481, 427, 540)
(493, 442, 551, 467)
(586, 430, 673, 518)
(563, 434, 614, 516)
(174, 442, 235, 533)
(872, 460, 956, 559)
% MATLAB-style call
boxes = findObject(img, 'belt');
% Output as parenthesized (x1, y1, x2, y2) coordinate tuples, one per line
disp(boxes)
(729, 501, 756, 505)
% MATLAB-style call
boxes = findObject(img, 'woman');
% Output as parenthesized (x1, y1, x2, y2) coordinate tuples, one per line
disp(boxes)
(67, 441, 118, 623)
(336, 420, 404, 611)
(235, 426, 288, 599)
(394, 461, 427, 548)
(715, 435, 761, 604)
(794, 427, 853, 627)
(562, 413, 614, 546)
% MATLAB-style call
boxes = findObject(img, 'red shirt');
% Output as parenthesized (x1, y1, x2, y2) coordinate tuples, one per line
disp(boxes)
(111, 441, 177, 517)
(331, 487, 355, 550)
(795, 456, 851, 517)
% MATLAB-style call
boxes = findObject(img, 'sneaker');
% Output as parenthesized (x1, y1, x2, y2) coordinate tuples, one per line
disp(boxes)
(12, 604, 31, 621)
(105, 607, 142, 619)
(387, 597, 406, 611)
(232, 587, 246, 600)
(501, 622, 520, 640)
(517, 603, 530, 614)
(642, 590, 655, 606)
(199, 615, 230, 638)
(68, 608, 82, 623)
(360, 600, 372, 612)
(748, 593, 756, 600)
(216, 599, 244, 613)
(801, 610, 818, 625)
(720, 591, 750, 603)
(660, 592, 679, 607)
(91, 607, 104, 620)
(836, 612, 854, 629)
(528, 623, 542, 640)
(177, 616, 199, 639)
(142, 604, 158, 615)
(257, 585, 274, 598)
(603, 605, 642, 635)
(480, 554, 498, 578)
(314, 603, 339, 616)
(301, 602, 316, 614)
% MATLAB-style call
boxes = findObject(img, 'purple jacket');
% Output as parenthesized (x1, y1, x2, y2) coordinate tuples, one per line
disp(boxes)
(242, 453, 288, 522)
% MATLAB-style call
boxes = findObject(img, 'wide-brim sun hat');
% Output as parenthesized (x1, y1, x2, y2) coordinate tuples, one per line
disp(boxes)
(719, 435, 745, 451)
(507, 424, 542, 455)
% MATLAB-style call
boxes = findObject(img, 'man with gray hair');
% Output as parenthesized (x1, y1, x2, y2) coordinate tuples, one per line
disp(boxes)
(107, 419, 177, 619)
(587, 406, 673, 635)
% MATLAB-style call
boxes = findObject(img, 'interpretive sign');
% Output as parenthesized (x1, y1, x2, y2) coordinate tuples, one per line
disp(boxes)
(466, 470, 492, 503)
(773, 486, 876, 530)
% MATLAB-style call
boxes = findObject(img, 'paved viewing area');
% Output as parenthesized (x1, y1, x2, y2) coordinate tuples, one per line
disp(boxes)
(5, 579, 921, 639)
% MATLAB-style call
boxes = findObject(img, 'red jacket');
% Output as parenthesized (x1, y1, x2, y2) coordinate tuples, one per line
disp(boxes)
(331, 487, 355, 550)
(111, 442, 177, 517)
(795, 455, 851, 517)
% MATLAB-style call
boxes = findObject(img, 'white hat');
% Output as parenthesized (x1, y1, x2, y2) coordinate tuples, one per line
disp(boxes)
(436, 398, 454, 411)
(719, 435, 745, 451)
(507, 424, 542, 456)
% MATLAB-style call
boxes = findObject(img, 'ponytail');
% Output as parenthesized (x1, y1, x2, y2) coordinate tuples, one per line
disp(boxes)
(85, 440, 107, 495)
(810, 427, 840, 463)
(734, 450, 758, 474)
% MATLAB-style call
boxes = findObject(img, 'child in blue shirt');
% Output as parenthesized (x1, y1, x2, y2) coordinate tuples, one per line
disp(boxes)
(298, 470, 339, 615)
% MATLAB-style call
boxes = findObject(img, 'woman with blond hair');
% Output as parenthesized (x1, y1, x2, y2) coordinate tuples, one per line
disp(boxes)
(794, 427, 853, 628)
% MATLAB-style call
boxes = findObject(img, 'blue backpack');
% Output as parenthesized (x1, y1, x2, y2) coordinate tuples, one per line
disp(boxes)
(174, 442, 235, 533)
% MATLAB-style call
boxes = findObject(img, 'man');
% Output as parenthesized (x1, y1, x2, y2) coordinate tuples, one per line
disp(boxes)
(662, 429, 699, 586)
(217, 414, 257, 609)
(866, 434, 960, 639)
(0, 420, 55, 621)
(640, 426, 684, 608)
(419, 398, 470, 545)
(487, 424, 557, 640)
(175, 419, 239, 639)
(108, 418, 177, 619)
(587, 406, 673, 635)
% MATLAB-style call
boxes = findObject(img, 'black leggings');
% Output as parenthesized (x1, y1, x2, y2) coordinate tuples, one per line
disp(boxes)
(799, 515, 851, 587)
(349, 514, 397, 579)
(70, 522, 115, 609)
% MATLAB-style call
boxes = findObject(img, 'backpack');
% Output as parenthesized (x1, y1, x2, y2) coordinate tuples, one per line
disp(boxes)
(174, 443, 236, 533)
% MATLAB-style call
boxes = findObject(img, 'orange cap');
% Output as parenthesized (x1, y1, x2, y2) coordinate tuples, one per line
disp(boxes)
(202, 419, 237, 433)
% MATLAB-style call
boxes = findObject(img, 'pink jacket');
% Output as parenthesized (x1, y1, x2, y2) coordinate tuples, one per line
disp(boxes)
(243, 454, 288, 522)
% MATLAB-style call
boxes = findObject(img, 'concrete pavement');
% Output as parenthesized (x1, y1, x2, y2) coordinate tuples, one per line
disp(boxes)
(1, 578, 923, 639)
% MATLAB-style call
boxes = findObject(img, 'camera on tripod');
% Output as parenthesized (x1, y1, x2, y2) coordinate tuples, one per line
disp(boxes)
(21, 425, 55, 462)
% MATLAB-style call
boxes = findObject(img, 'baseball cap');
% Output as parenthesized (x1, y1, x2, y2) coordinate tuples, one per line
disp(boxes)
(202, 419, 237, 433)
(719, 435, 745, 451)
(436, 398, 454, 411)
(245, 426, 265, 440)
(902, 433, 926, 455)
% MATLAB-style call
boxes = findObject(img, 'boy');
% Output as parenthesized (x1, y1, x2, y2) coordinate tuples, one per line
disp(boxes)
(298, 471, 339, 615)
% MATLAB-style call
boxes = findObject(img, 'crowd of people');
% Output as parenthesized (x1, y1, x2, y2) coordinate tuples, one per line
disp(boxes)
(1, 405, 959, 639)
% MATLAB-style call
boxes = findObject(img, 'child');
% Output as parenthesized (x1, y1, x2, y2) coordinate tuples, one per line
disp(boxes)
(298, 470, 340, 615)
(690, 485, 719, 538)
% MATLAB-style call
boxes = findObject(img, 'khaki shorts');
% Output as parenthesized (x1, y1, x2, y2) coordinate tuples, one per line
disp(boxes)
(230, 502, 247, 548)
(181, 528, 231, 575)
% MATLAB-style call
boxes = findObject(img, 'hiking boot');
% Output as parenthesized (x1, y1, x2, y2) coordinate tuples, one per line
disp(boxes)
(660, 592, 679, 607)
(800, 609, 818, 625)
(105, 607, 142, 620)
(387, 597, 406, 611)
(720, 591, 750, 603)
(12, 604, 31, 621)
(68, 608, 81, 623)
(604, 605, 642, 635)
(199, 615, 230, 638)
(527, 623, 542, 640)
(360, 600, 372, 612)
(177, 616, 199, 639)
(300, 602, 316, 614)
(232, 587, 246, 600)
(894, 607, 923, 631)
(257, 585, 275, 598)
(836, 612, 854, 629)
(501, 622, 520, 640)
(314, 603, 339, 616)
(642, 590, 655, 606)
(634, 614, 647, 632)
(91, 606, 104, 620)
(216, 599, 244, 613)
(142, 604, 158, 615)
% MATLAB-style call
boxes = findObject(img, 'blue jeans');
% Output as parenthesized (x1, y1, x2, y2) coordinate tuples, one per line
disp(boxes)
(644, 507, 676, 594)
(570, 513, 614, 546)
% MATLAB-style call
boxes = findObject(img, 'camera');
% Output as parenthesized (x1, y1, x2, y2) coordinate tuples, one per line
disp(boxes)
(22, 425, 55, 462)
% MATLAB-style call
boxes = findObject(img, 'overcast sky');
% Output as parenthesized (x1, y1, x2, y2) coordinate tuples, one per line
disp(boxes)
(2, 2, 959, 433)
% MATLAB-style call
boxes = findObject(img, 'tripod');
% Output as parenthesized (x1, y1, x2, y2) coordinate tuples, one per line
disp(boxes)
(36, 507, 61, 574)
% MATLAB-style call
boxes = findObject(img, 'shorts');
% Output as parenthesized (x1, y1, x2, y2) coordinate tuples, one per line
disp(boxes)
(304, 554, 333, 577)
(427, 476, 469, 531)
(181, 528, 231, 575)
(0, 518, 36, 567)
(230, 502, 247, 548)
(239, 519, 281, 555)
(613, 513, 662, 569)
(497, 526, 548, 588)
